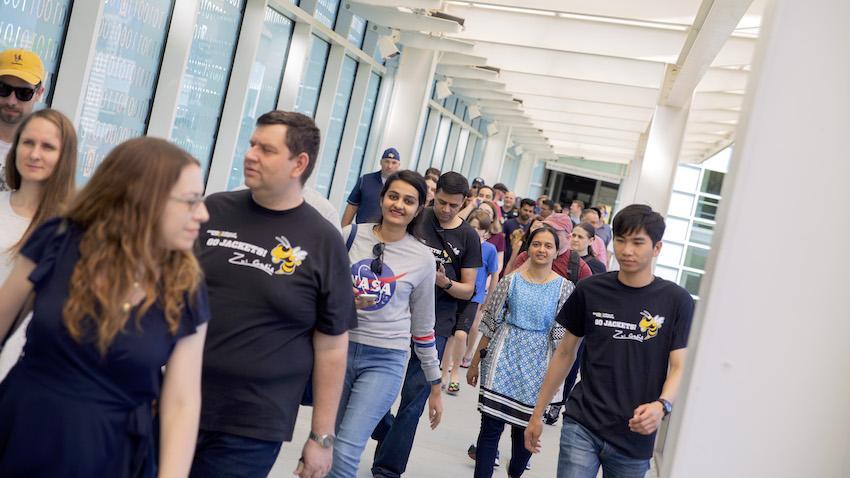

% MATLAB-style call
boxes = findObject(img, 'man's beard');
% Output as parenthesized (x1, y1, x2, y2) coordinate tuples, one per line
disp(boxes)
(0, 107, 24, 125)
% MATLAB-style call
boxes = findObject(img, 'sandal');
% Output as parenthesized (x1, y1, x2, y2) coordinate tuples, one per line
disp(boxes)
(447, 382, 460, 395)
(459, 356, 472, 368)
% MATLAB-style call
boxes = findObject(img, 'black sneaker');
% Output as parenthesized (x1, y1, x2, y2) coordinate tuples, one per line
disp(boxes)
(467, 444, 476, 461)
(543, 404, 561, 425)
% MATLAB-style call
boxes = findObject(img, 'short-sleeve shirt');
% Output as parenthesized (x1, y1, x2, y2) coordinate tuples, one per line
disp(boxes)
(486, 232, 505, 254)
(415, 208, 483, 337)
(473, 241, 498, 304)
(198, 190, 357, 442)
(346, 171, 384, 224)
(556, 272, 694, 459)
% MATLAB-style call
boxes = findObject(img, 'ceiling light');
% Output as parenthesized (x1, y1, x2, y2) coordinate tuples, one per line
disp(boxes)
(486, 122, 498, 136)
(468, 104, 481, 119)
(435, 79, 453, 100)
(377, 29, 401, 59)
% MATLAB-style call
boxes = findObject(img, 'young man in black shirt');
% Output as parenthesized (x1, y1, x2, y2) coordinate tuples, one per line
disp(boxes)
(371, 172, 482, 478)
(525, 204, 694, 477)
(191, 111, 356, 478)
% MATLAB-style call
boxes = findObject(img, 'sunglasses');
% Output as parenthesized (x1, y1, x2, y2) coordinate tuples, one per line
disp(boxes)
(371, 242, 385, 275)
(0, 81, 38, 102)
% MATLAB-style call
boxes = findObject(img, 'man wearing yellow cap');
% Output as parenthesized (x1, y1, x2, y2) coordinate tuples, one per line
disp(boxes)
(0, 49, 46, 191)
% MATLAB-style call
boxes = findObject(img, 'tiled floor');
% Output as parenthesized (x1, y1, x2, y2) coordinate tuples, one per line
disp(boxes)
(269, 376, 659, 477)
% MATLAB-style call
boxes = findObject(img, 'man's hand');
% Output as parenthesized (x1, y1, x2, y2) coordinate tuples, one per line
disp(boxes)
(428, 385, 443, 429)
(294, 439, 332, 478)
(466, 364, 479, 387)
(524, 419, 543, 453)
(435, 263, 450, 289)
(628, 401, 665, 435)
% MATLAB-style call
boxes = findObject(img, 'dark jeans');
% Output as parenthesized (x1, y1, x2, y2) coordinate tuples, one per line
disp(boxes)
(189, 430, 282, 478)
(474, 414, 531, 478)
(370, 335, 448, 478)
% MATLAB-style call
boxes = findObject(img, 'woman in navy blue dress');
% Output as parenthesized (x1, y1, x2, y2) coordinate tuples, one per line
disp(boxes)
(0, 137, 211, 477)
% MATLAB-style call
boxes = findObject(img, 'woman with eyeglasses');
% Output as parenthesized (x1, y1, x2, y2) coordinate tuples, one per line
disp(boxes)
(0, 137, 211, 477)
(0, 108, 77, 380)
(467, 226, 574, 478)
(330, 170, 443, 478)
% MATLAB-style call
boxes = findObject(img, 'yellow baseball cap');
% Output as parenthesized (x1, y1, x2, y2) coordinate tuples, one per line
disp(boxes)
(0, 49, 45, 85)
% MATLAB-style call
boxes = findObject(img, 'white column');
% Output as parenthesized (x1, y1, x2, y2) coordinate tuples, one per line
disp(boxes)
(478, 126, 511, 185)
(633, 104, 689, 213)
(50, 1, 105, 122)
(378, 47, 438, 169)
(662, 2, 850, 477)
(513, 153, 535, 197)
(615, 132, 647, 211)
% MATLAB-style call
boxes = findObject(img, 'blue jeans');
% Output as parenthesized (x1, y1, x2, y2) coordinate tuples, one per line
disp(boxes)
(370, 335, 447, 478)
(474, 414, 531, 478)
(189, 430, 282, 478)
(557, 417, 650, 478)
(329, 342, 408, 478)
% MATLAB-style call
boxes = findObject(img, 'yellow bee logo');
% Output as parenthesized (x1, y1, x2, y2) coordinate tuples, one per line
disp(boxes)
(270, 236, 308, 275)
(638, 310, 665, 340)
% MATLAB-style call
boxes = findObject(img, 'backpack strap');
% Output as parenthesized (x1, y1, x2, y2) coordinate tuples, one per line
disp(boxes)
(345, 223, 358, 251)
(568, 250, 580, 285)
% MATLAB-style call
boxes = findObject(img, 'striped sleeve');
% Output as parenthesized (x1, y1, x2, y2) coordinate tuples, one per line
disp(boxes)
(410, 259, 441, 383)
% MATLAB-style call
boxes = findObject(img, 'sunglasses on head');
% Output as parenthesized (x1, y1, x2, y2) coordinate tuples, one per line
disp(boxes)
(371, 242, 385, 275)
(0, 81, 38, 102)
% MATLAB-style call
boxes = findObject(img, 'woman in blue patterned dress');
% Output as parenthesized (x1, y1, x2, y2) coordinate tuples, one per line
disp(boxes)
(467, 226, 574, 478)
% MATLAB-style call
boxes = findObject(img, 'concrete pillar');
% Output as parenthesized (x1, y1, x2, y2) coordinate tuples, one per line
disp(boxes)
(662, 2, 850, 477)
(614, 132, 647, 212)
(513, 153, 536, 197)
(378, 47, 438, 169)
(633, 104, 689, 213)
(478, 127, 511, 185)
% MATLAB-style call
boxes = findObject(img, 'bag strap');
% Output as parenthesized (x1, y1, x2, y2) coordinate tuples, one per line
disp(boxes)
(432, 212, 461, 276)
(345, 223, 358, 251)
(568, 250, 581, 284)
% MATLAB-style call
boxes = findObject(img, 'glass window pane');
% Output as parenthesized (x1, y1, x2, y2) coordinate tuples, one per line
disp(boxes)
(664, 216, 689, 243)
(315, 0, 340, 29)
(679, 270, 703, 296)
(0, 0, 73, 106)
(452, 128, 470, 172)
(655, 265, 679, 282)
(348, 15, 366, 48)
(657, 241, 684, 267)
(294, 35, 330, 118)
(314, 56, 357, 197)
(700, 169, 725, 196)
(673, 165, 700, 193)
(171, 0, 245, 179)
(684, 245, 709, 271)
(227, 8, 294, 190)
(695, 196, 720, 221)
(668, 191, 695, 217)
(690, 221, 715, 246)
(343, 72, 380, 206)
(431, 116, 451, 169)
(77, 0, 175, 184)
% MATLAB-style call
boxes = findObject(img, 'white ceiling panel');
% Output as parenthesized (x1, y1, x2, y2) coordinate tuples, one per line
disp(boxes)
(524, 109, 649, 132)
(499, 71, 660, 108)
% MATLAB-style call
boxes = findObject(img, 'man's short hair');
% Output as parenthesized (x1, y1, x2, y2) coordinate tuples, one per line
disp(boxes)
(612, 204, 666, 245)
(436, 171, 469, 197)
(571, 199, 585, 209)
(477, 185, 494, 197)
(541, 199, 555, 208)
(256, 110, 320, 185)
(520, 198, 536, 209)
(425, 167, 441, 178)
(492, 183, 508, 193)
(581, 208, 600, 220)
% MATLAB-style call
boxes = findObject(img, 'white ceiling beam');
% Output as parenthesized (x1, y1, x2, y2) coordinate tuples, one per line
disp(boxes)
(438, 51, 489, 66)
(354, 0, 441, 8)
(535, 121, 643, 142)
(692, 91, 745, 109)
(523, 108, 648, 132)
(549, 141, 636, 157)
(662, 0, 754, 106)
(449, 0, 705, 24)
(347, 3, 462, 33)
(687, 109, 741, 122)
(398, 32, 476, 54)
(448, 78, 507, 90)
(435, 65, 499, 80)
(499, 71, 660, 108)
(518, 94, 654, 122)
(452, 87, 514, 100)
(544, 132, 639, 149)
(550, 148, 632, 165)
(695, 67, 750, 92)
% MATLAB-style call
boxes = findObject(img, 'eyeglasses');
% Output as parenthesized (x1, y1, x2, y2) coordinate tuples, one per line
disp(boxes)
(371, 242, 385, 275)
(0, 81, 38, 102)
(170, 195, 205, 211)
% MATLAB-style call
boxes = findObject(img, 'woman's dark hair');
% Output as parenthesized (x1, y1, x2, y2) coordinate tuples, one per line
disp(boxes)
(436, 171, 469, 197)
(379, 170, 427, 236)
(612, 204, 665, 245)
(575, 222, 597, 257)
(527, 226, 560, 252)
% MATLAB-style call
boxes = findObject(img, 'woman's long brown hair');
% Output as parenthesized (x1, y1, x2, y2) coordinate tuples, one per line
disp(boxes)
(62, 137, 202, 355)
(4, 108, 77, 252)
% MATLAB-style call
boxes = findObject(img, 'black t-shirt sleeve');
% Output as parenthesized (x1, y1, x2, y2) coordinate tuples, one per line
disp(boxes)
(557, 283, 586, 337)
(316, 230, 358, 335)
(671, 288, 695, 350)
(460, 226, 483, 269)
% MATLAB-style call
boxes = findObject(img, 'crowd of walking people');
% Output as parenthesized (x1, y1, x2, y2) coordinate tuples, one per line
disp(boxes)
(0, 48, 694, 478)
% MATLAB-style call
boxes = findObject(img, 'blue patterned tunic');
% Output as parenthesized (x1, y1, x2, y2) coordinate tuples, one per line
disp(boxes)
(478, 272, 573, 427)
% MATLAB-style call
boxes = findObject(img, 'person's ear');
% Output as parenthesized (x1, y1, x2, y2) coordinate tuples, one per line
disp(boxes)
(290, 152, 310, 179)
(653, 240, 663, 257)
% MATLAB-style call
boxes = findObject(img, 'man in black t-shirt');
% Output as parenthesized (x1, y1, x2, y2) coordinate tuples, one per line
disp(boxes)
(191, 111, 356, 478)
(525, 204, 694, 477)
(502, 198, 536, 272)
(371, 172, 482, 478)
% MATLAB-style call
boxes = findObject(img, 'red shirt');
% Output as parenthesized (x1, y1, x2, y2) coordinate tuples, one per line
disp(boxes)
(514, 250, 592, 283)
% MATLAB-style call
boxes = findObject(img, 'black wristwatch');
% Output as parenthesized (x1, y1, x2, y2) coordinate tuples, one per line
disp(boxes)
(309, 431, 335, 448)
(443, 280, 453, 290)
(657, 398, 672, 417)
